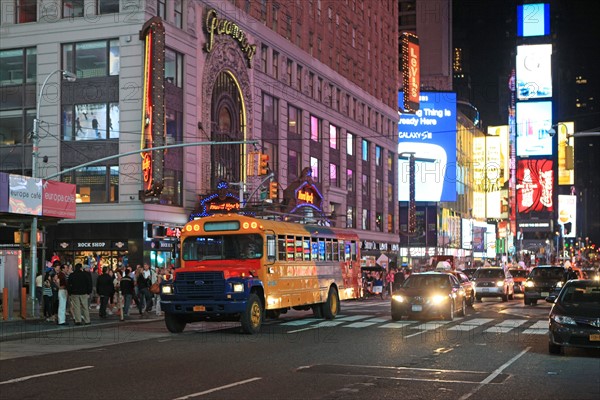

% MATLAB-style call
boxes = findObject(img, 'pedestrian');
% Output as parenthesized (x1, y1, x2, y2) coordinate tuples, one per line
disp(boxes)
(90, 266, 99, 309)
(136, 263, 153, 315)
(393, 268, 406, 291)
(67, 263, 92, 325)
(92, 115, 100, 138)
(42, 272, 54, 321)
(75, 117, 83, 136)
(154, 268, 163, 316)
(35, 271, 43, 315)
(96, 267, 114, 318)
(119, 268, 135, 318)
(385, 268, 395, 296)
(56, 265, 68, 325)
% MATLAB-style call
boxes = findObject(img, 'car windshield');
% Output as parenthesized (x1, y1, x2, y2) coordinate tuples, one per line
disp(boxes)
(509, 269, 528, 278)
(403, 275, 450, 289)
(559, 283, 600, 304)
(530, 267, 564, 279)
(472, 269, 504, 279)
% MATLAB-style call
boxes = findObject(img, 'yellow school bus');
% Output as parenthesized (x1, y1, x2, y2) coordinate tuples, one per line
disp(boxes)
(160, 213, 361, 334)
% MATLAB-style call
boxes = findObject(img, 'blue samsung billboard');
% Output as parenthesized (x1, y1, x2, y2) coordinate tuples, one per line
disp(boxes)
(517, 3, 550, 37)
(398, 92, 457, 202)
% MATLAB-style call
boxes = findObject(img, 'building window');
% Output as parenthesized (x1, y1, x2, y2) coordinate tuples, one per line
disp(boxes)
(362, 209, 370, 230)
(63, 39, 120, 79)
(296, 64, 302, 90)
(388, 214, 394, 233)
(346, 132, 354, 156)
(296, 21, 302, 47)
(272, 51, 279, 79)
(0, 109, 35, 145)
(310, 115, 321, 142)
(285, 14, 292, 39)
(376, 178, 382, 199)
(272, 4, 279, 31)
(260, 0, 267, 22)
(376, 212, 383, 232)
(362, 139, 369, 161)
(0, 47, 36, 85)
(261, 45, 268, 73)
(157, 0, 166, 19)
(388, 183, 393, 202)
(346, 206, 355, 228)
(329, 163, 338, 187)
(375, 145, 382, 166)
(97, 0, 119, 14)
(63, 166, 119, 204)
(286, 59, 292, 86)
(288, 104, 301, 134)
(317, 77, 323, 102)
(164, 108, 183, 206)
(310, 156, 320, 182)
(165, 48, 183, 87)
(63, 103, 119, 141)
(308, 72, 314, 97)
(16, 0, 37, 23)
(362, 174, 369, 196)
(346, 169, 354, 192)
(388, 150, 394, 171)
(63, 0, 84, 18)
(329, 124, 338, 149)
(262, 92, 278, 127)
(288, 149, 299, 182)
(174, 0, 183, 28)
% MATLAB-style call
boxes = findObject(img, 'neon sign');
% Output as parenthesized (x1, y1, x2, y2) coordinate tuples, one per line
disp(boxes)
(204, 9, 257, 68)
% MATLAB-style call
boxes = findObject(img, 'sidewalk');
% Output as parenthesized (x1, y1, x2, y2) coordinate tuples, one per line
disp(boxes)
(0, 305, 164, 342)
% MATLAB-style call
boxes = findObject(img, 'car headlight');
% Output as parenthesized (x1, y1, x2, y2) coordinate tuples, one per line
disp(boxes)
(555, 281, 563, 288)
(525, 281, 534, 288)
(392, 295, 405, 303)
(496, 281, 505, 287)
(430, 295, 447, 305)
(551, 314, 577, 325)
(232, 282, 244, 292)
(161, 285, 173, 295)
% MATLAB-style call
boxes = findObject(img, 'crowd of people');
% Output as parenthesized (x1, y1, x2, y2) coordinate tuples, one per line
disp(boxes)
(361, 266, 410, 299)
(37, 259, 173, 325)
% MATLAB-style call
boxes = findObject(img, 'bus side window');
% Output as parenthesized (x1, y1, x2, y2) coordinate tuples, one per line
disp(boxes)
(326, 239, 333, 261)
(351, 241, 357, 261)
(278, 235, 286, 261)
(311, 238, 318, 260)
(332, 240, 339, 261)
(267, 235, 276, 262)
(286, 236, 295, 260)
(318, 239, 326, 261)
(303, 237, 311, 260)
(295, 236, 303, 260)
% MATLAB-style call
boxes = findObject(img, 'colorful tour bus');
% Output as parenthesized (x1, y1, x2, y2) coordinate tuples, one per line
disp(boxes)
(160, 213, 361, 334)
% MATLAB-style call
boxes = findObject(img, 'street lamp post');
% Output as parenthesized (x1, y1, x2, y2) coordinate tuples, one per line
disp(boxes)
(29, 69, 76, 317)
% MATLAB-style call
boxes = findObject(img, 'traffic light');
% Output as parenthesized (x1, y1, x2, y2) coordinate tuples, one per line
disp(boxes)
(259, 153, 269, 175)
(247, 151, 257, 176)
(269, 181, 278, 199)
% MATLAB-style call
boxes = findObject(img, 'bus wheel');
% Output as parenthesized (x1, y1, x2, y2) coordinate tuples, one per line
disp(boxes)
(322, 287, 340, 320)
(241, 293, 263, 334)
(165, 313, 186, 333)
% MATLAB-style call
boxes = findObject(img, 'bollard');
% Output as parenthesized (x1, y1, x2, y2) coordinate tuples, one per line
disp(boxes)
(2, 289, 8, 320)
(21, 287, 27, 319)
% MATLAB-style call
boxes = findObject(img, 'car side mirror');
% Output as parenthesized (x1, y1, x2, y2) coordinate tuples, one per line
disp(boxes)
(546, 295, 557, 303)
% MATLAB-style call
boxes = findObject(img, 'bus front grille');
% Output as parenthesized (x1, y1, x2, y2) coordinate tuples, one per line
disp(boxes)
(175, 271, 226, 298)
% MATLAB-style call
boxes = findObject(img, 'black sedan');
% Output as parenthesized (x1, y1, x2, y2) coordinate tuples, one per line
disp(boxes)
(546, 279, 600, 354)
(391, 272, 467, 321)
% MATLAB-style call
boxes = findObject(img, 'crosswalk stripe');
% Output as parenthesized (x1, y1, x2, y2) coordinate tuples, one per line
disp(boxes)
(448, 318, 494, 331)
(344, 321, 377, 328)
(379, 322, 414, 328)
(336, 315, 371, 321)
(484, 319, 527, 333)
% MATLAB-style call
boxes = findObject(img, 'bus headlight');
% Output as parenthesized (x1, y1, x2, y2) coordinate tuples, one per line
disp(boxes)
(431, 295, 447, 305)
(161, 285, 173, 295)
(232, 282, 244, 292)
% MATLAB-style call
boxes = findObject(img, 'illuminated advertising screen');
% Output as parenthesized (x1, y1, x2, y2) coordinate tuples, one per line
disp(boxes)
(517, 3, 550, 37)
(516, 159, 553, 213)
(516, 44, 552, 100)
(516, 101, 553, 156)
(398, 92, 457, 202)
(558, 195, 577, 238)
(557, 122, 575, 185)
(8, 174, 42, 216)
(401, 33, 420, 112)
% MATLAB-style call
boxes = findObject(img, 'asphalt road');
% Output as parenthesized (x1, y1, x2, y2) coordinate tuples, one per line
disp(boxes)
(1, 296, 598, 400)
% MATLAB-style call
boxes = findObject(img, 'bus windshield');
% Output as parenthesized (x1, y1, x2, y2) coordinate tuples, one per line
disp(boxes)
(182, 234, 263, 261)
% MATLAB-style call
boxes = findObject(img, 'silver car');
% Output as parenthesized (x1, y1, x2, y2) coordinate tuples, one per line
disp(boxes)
(471, 268, 515, 302)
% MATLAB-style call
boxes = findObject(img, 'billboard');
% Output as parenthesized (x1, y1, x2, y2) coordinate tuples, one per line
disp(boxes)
(558, 195, 577, 238)
(516, 44, 552, 100)
(516, 101, 553, 156)
(517, 3, 550, 37)
(42, 180, 77, 219)
(401, 33, 420, 112)
(398, 92, 457, 202)
(516, 159, 553, 213)
(8, 174, 42, 216)
(557, 122, 575, 185)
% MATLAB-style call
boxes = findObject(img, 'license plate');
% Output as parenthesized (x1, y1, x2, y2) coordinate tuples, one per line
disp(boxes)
(590, 334, 600, 341)
(481, 288, 489, 292)
(541, 292, 549, 297)
(193, 305, 206, 312)
(412, 305, 422, 312)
